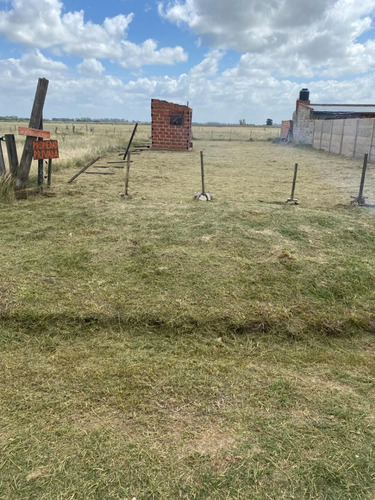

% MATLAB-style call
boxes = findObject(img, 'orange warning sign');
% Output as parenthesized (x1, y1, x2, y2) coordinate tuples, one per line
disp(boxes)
(33, 140, 59, 160)
(19, 127, 51, 139)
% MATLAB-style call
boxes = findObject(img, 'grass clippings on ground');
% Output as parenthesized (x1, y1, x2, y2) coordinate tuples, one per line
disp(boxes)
(0, 126, 375, 499)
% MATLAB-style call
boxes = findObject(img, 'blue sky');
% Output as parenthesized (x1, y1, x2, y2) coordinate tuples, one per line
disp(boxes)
(0, 0, 375, 124)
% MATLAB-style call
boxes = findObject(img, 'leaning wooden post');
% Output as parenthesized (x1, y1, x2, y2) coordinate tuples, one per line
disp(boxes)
(0, 138, 6, 176)
(4, 134, 19, 178)
(68, 156, 100, 183)
(16, 78, 49, 189)
(200, 150, 205, 195)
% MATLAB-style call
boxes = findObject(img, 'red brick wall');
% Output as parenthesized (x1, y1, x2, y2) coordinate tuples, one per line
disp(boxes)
(151, 99, 193, 150)
(280, 120, 293, 140)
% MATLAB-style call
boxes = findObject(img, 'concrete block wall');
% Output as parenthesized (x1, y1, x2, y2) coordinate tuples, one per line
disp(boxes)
(312, 117, 375, 160)
(151, 99, 193, 150)
(293, 104, 314, 144)
(293, 105, 375, 160)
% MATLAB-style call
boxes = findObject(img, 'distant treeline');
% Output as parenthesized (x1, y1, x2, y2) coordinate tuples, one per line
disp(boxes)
(0, 116, 279, 126)
(52, 118, 138, 123)
(0, 116, 29, 121)
(193, 122, 280, 127)
(0, 116, 140, 123)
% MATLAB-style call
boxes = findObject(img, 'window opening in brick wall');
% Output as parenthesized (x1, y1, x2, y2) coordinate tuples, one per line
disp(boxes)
(170, 111, 184, 126)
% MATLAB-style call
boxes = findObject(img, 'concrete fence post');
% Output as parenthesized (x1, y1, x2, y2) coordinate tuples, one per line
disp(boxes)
(368, 119, 375, 162)
(353, 119, 360, 158)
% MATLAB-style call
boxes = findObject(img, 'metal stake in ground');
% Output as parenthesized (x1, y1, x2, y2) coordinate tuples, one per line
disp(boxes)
(47, 159, 52, 188)
(194, 150, 213, 201)
(37, 116, 44, 190)
(287, 163, 299, 204)
(350, 153, 368, 205)
(200, 150, 205, 195)
(125, 153, 131, 196)
(357, 153, 368, 205)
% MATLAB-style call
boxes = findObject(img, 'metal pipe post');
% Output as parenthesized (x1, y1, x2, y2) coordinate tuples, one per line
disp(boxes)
(47, 159, 52, 187)
(358, 153, 368, 205)
(37, 117, 44, 189)
(200, 150, 205, 195)
(290, 163, 298, 201)
(125, 153, 131, 195)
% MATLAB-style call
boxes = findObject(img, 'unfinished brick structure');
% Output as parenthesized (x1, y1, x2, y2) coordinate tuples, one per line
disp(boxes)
(151, 99, 193, 150)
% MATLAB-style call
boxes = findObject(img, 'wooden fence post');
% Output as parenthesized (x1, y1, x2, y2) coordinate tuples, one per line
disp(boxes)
(4, 134, 19, 178)
(16, 78, 49, 189)
(68, 157, 100, 183)
(0, 139, 6, 176)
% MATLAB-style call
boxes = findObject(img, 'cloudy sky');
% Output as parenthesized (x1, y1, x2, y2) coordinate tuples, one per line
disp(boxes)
(0, 0, 375, 124)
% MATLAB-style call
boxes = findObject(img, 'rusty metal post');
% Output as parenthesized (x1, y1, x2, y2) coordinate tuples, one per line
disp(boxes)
(37, 116, 44, 189)
(125, 153, 131, 195)
(47, 159, 52, 187)
(200, 150, 205, 195)
(358, 153, 368, 205)
(290, 163, 298, 201)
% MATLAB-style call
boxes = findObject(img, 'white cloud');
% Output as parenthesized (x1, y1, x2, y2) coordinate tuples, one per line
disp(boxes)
(1, 0, 375, 124)
(189, 50, 223, 77)
(2, 45, 375, 124)
(0, 0, 187, 67)
(119, 40, 187, 68)
(0, 49, 67, 81)
(158, 0, 375, 77)
(77, 58, 105, 77)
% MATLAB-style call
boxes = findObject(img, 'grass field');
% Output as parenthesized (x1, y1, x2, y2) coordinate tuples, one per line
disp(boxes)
(0, 123, 375, 499)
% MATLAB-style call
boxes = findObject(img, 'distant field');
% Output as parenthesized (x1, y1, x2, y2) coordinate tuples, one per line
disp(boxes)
(1, 125, 375, 499)
(0, 122, 280, 172)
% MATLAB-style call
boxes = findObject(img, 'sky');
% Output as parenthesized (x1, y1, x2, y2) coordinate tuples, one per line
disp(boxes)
(0, 0, 375, 124)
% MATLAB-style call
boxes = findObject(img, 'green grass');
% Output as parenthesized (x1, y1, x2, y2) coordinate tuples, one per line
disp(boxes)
(0, 134, 375, 499)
